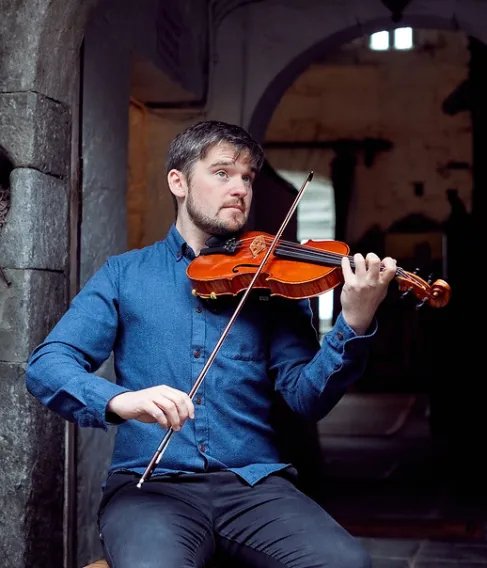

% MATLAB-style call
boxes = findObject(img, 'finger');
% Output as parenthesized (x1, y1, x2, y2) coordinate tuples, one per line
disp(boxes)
(144, 404, 169, 429)
(154, 396, 182, 430)
(161, 386, 194, 422)
(341, 255, 354, 280)
(381, 256, 397, 281)
(185, 395, 195, 420)
(365, 253, 381, 280)
(353, 253, 366, 276)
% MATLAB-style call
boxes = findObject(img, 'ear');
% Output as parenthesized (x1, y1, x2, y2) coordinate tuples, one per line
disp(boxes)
(167, 169, 187, 200)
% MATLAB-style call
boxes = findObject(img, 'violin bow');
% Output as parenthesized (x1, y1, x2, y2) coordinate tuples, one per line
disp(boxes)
(137, 171, 314, 488)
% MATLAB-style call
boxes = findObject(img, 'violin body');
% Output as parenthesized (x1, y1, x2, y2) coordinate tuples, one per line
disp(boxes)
(187, 231, 350, 299)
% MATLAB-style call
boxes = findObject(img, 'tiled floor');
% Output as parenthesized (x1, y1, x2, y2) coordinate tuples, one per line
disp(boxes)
(326, 486, 487, 566)
(361, 538, 487, 567)
(315, 393, 487, 567)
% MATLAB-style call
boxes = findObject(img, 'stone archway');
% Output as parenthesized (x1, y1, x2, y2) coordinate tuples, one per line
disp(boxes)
(248, 11, 487, 138)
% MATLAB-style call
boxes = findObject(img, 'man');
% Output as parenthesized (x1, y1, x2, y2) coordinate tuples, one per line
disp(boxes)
(26, 120, 396, 567)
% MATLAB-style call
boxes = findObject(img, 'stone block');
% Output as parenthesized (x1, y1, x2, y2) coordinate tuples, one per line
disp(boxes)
(0, 92, 70, 178)
(0, 168, 68, 270)
(0, 269, 66, 362)
(0, 0, 93, 103)
(0, 361, 64, 568)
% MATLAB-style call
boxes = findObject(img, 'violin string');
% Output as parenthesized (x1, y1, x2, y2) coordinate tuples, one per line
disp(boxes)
(236, 236, 426, 290)
(237, 237, 349, 266)
(244, 237, 428, 291)
(237, 236, 349, 266)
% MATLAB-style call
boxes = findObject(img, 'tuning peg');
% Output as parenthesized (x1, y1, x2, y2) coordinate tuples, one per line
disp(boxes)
(400, 287, 413, 300)
(416, 298, 427, 309)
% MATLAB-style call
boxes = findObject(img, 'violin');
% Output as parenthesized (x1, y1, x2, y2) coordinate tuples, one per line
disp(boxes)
(187, 231, 451, 309)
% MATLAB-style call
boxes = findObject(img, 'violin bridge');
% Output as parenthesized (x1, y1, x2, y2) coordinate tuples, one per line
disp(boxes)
(250, 235, 266, 258)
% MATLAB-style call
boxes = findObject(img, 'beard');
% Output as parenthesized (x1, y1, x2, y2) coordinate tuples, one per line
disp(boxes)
(186, 184, 247, 236)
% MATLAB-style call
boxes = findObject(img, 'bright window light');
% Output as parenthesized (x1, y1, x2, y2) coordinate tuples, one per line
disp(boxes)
(370, 30, 390, 51)
(394, 27, 413, 49)
(278, 170, 336, 339)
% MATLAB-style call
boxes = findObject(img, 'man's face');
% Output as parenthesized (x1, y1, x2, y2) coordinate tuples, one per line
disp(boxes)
(184, 143, 256, 236)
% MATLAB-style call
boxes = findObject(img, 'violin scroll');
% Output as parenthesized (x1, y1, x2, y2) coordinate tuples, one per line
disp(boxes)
(395, 271, 451, 309)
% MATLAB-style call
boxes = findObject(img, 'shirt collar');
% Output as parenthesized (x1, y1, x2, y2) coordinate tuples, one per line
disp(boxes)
(165, 223, 196, 261)
(165, 223, 243, 261)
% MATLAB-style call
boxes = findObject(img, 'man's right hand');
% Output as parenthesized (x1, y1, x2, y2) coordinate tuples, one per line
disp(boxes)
(107, 385, 195, 431)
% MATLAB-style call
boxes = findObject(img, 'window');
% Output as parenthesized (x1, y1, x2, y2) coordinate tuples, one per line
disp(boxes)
(370, 30, 389, 51)
(276, 170, 335, 340)
(370, 27, 414, 51)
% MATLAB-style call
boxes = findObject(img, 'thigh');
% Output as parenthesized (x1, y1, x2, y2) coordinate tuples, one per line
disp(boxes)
(214, 474, 370, 568)
(98, 473, 215, 568)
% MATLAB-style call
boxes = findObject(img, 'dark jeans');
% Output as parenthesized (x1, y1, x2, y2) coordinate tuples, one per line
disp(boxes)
(98, 470, 370, 568)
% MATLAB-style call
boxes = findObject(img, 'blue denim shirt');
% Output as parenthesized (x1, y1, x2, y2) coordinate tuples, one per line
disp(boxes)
(26, 224, 376, 485)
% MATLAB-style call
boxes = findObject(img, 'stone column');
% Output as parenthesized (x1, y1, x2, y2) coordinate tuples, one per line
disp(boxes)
(0, 92, 71, 567)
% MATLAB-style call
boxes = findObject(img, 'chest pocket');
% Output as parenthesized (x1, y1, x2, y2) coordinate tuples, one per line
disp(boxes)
(215, 292, 270, 361)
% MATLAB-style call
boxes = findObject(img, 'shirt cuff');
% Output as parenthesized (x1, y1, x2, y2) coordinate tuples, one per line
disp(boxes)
(83, 378, 131, 429)
(325, 312, 377, 355)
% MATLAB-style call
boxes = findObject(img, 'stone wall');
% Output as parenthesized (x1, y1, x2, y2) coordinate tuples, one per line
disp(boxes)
(0, 45, 76, 568)
(0, 4, 87, 564)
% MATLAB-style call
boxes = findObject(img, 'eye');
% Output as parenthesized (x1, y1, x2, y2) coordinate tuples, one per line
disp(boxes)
(215, 170, 228, 178)
(242, 175, 253, 183)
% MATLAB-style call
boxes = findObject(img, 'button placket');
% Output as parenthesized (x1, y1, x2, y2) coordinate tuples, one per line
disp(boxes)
(191, 296, 208, 469)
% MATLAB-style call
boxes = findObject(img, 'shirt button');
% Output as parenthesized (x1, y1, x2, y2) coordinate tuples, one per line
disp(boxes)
(195, 396, 202, 405)
(337, 332, 344, 340)
(200, 444, 206, 452)
(196, 306, 202, 313)
(193, 349, 201, 358)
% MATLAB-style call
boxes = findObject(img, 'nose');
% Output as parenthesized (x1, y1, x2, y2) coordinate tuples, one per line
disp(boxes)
(230, 179, 249, 197)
